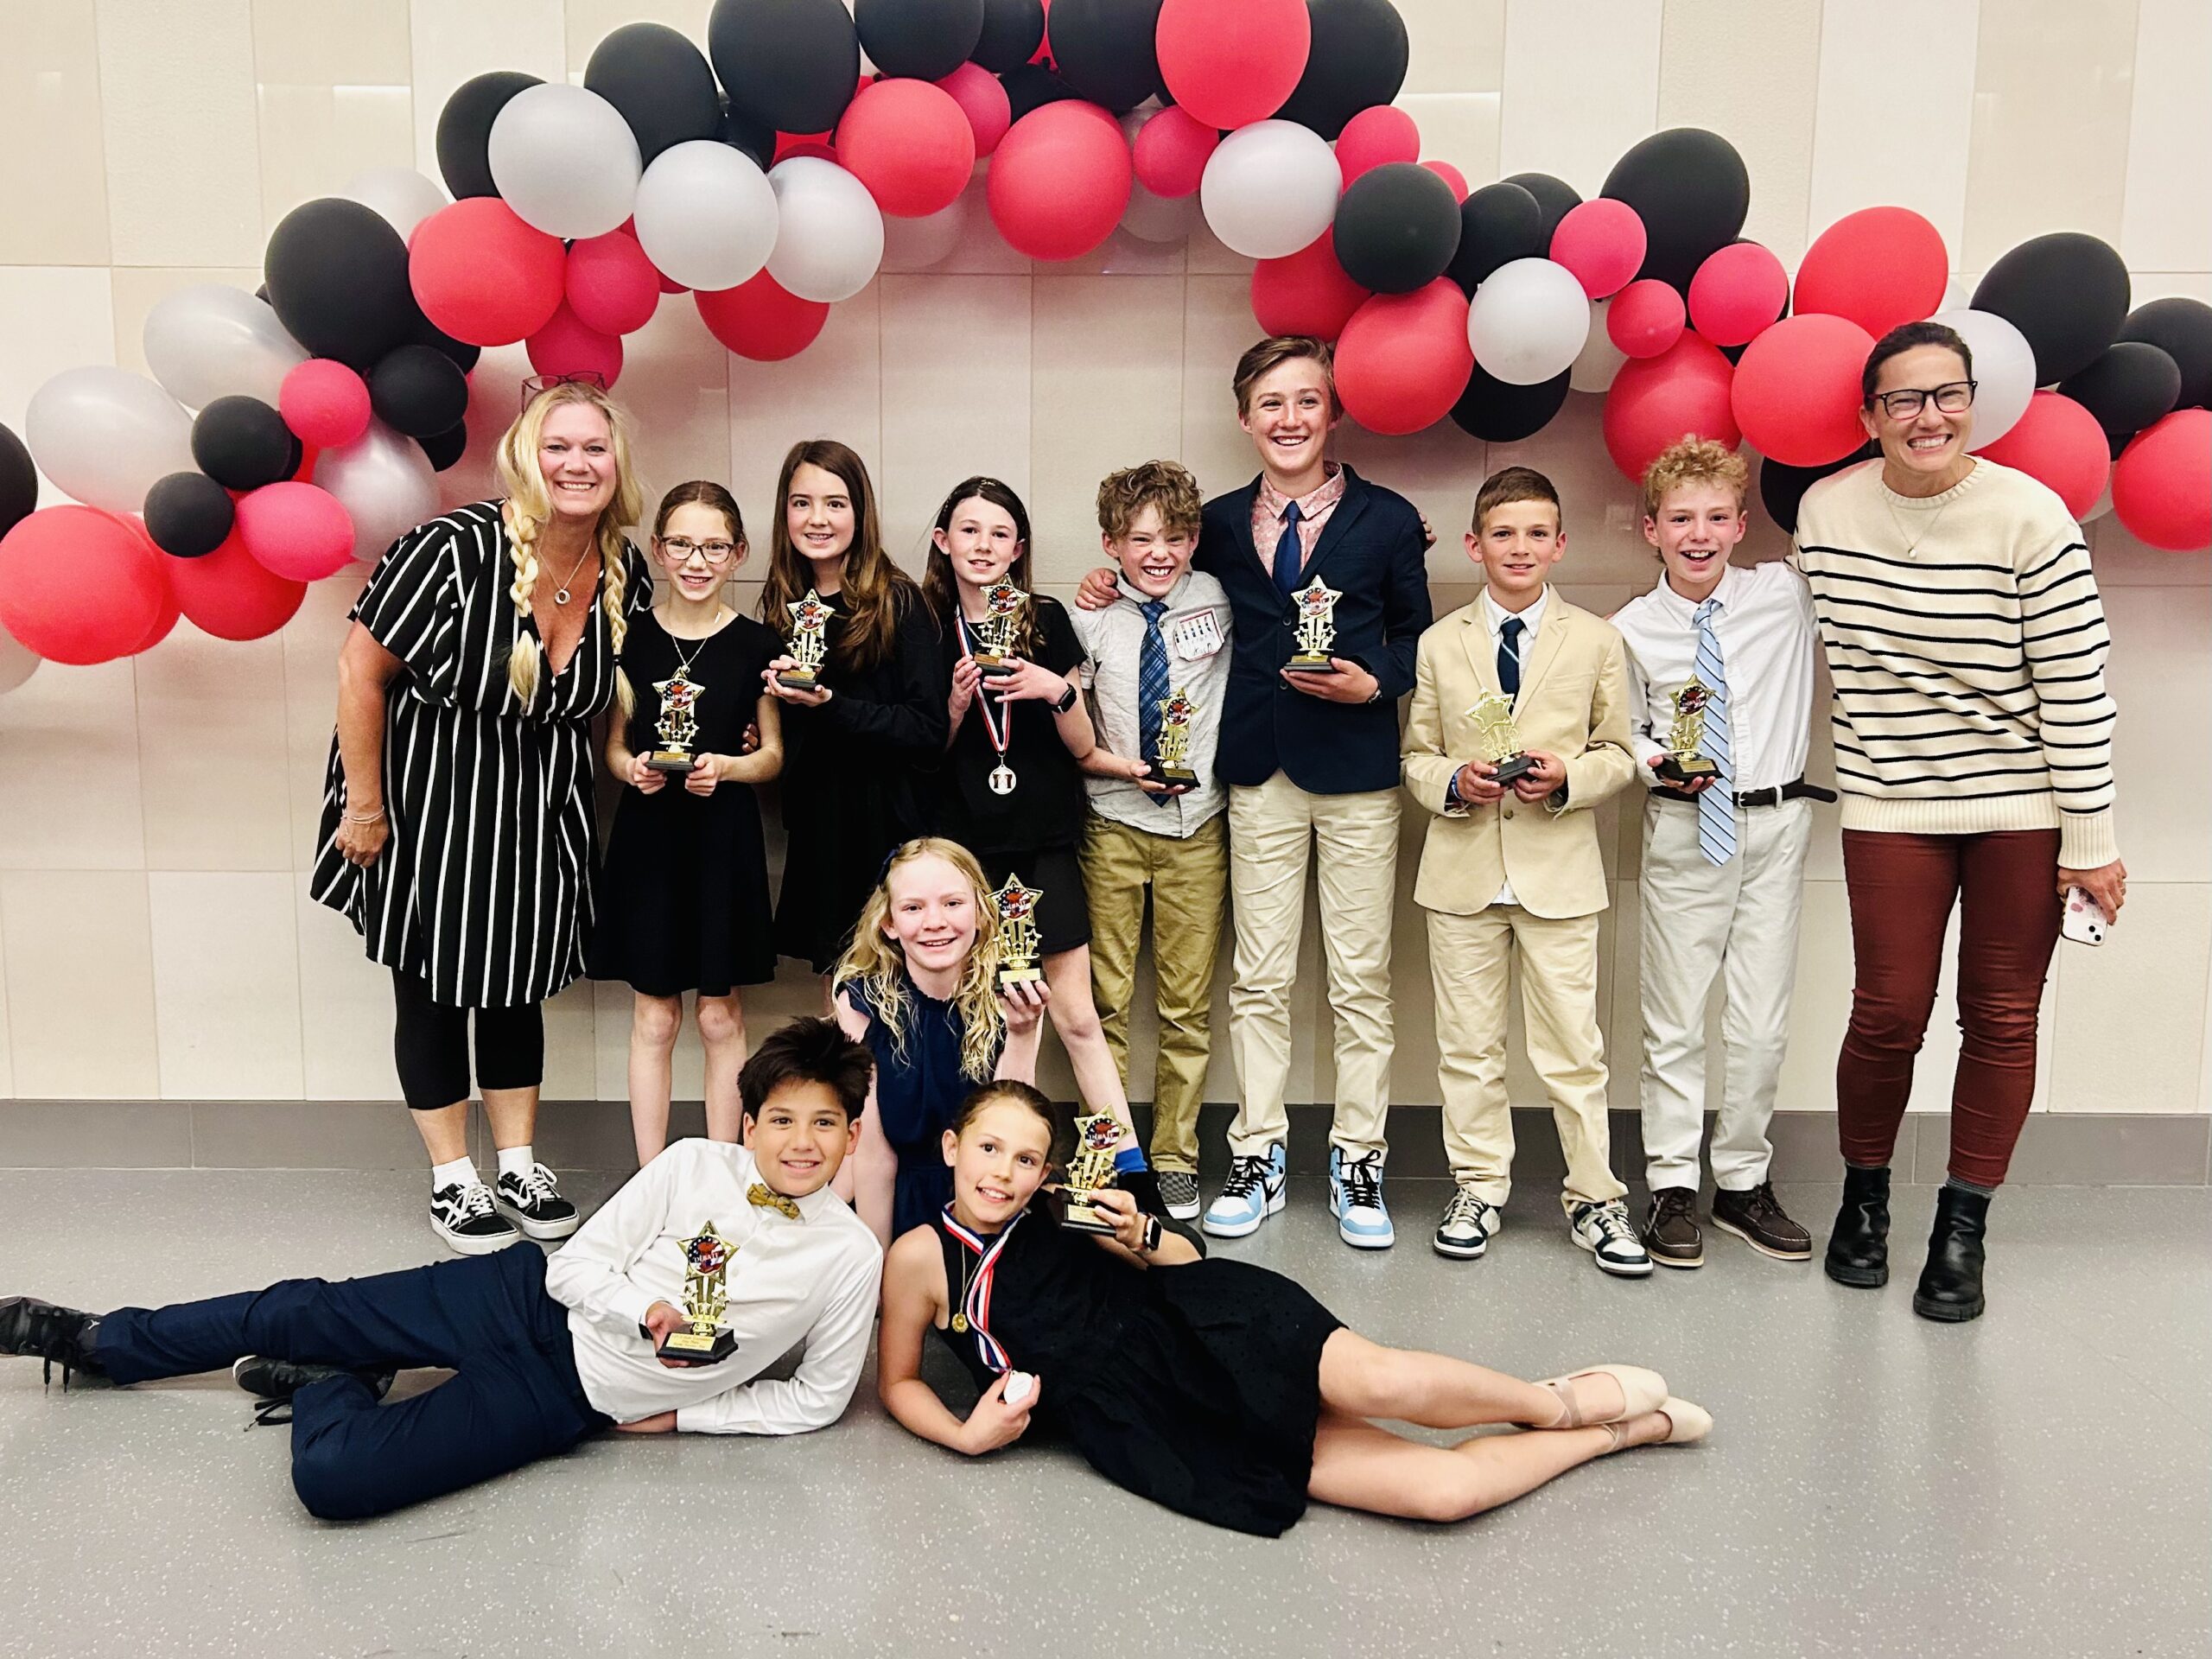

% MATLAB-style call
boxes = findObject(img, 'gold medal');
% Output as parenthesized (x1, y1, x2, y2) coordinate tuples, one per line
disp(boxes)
(951, 1312, 969, 1334)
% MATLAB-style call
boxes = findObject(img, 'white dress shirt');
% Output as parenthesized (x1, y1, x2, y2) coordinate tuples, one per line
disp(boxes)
(543, 1140, 883, 1434)
(1610, 560, 1815, 794)
(1069, 569, 1233, 837)
(1477, 586, 1549, 907)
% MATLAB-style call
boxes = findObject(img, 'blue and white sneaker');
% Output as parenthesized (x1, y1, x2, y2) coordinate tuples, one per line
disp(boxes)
(1203, 1142, 1287, 1238)
(1329, 1147, 1395, 1249)
(1570, 1198, 1655, 1278)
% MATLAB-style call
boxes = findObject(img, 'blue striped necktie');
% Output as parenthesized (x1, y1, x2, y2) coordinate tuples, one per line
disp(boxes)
(1497, 614, 1524, 698)
(1693, 597, 1736, 866)
(1137, 598, 1170, 784)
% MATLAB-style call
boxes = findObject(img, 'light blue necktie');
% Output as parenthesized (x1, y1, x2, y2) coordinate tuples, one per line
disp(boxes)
(1693, 598, 1736, 866)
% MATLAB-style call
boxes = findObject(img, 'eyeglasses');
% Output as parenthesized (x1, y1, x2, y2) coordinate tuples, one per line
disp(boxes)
(520, 372, 608, 410)
(1870, 380, 1976, 420)
(660, 537, 738, 565)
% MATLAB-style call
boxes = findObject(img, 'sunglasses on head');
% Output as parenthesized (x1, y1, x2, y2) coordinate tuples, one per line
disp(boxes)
(520, 372, 608, 410)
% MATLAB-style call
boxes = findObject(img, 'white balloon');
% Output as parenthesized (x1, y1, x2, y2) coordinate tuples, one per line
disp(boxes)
(1930, 308, 2037, 450)
(341, 166, 450, 240)
(766, 158, 885, 304)
(632, 140, 779, 293)
(1568, 297, 1627, 393)
(25, 366, 196, 513)
(143, 284, 307, 410)
(1468, 257, 1591, 386)
(487, 83, 642, 239)
(0, 620, 39, 696)
(880, 188, 971, 272)
(319, 419, 439, 563)
(1122, 181, 1199, 244)
(1199, 119, 1338, 260)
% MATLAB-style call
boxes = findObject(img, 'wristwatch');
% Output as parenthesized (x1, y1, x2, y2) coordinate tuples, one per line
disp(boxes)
(1139, 1214, 1162, 1254)
(1049, 681, 1079, 715)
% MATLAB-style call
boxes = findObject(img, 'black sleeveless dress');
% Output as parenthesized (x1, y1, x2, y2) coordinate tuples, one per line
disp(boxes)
(930, 1208, 1343, 1536)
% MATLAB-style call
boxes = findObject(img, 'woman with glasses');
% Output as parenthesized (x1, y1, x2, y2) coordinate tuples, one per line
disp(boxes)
(591, 481, 785, 1165)
(1794, 321, 2124, 1324)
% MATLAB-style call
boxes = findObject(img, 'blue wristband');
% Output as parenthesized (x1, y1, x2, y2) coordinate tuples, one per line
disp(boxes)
(1113, 1147, 1149, 1175)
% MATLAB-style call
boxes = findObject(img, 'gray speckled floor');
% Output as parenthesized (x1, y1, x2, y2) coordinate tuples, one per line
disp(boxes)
(0, 1170, 2204, 1659)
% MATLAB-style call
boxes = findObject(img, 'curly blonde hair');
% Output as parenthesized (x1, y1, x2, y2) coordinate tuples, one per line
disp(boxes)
(1640, 435, 1750, 521)
(833, 838, 1006, 1084)
(1096, 459, 1202, 543)
(494, 381, 644, 718)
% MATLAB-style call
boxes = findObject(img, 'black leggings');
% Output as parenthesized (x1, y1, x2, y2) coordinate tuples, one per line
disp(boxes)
(391, 972, 545, 1112)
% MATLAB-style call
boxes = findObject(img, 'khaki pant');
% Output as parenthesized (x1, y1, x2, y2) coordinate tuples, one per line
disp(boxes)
(1427, 905, 1624, 1211)
(1224, 773, 1398, 1160)
(1081, 811, 1228, 1174)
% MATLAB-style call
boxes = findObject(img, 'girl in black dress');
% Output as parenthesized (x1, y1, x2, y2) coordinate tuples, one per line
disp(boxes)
(757, 439, 947, 982)
(879, 1082, 1711, 1537)
(592, 481, 783, 1166)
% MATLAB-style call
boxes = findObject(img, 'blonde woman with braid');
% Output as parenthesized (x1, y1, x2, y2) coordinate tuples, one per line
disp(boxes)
(311, 379, 651, 1253)
(832, 839, 1049, 1246)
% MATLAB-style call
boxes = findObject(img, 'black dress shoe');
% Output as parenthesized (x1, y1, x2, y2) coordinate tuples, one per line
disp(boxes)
(0, 1296, 105, 1386)
(1824, 1165, 1891, 1288)
(1913, 1185, 1990, 1324)
(232, 1355, 397, 1426)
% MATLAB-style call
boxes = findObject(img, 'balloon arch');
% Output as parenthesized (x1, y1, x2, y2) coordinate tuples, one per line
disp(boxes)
(1, 0, 2207, 682)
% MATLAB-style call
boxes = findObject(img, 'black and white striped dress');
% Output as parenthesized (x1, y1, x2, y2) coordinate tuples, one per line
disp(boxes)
(310, 499, 649, 1008)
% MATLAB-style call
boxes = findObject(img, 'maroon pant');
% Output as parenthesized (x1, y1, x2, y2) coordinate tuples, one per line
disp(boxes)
(1836, 829, 2063, 1189)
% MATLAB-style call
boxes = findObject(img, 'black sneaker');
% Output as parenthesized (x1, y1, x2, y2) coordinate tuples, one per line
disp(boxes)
(0, 1296, 105, 1387)
(232, 1355, 397, 1425)
(494, 1163, 579, 1240)
(431, 1180, 521, 1255)
(1155, 1171, 1201, 1222)
(1712, 1182, 1815, 1262)
(1643, 1188, 1705, 1269)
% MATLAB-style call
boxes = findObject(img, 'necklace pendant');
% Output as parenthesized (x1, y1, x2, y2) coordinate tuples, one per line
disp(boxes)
(554, 587, 572, 606)
(950, 1312, 969, 1334)
(988, 764, 1017, 796)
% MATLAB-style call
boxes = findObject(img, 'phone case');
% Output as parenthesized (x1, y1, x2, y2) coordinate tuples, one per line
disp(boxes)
(2062, 887, 2107, 947)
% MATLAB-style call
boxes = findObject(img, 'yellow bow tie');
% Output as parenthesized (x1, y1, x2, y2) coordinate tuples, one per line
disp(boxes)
(748, 1182, 800, 1221)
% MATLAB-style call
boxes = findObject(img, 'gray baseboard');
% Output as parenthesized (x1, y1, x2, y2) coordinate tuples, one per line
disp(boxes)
(3, 1099, 2205, 1185)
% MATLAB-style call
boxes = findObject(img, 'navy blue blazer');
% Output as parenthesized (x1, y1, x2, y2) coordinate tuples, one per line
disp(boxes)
(1195, 465, 1433, 796)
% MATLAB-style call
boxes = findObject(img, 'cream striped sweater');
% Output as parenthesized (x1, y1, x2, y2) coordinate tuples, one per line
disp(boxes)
(1793, 457, 2120, 870)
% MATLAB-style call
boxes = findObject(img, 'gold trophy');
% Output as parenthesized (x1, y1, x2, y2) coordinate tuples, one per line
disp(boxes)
(1467, 690, 1537, 787)
(1151, 686, 1199, 788)
(1285, 576, 1342, 673)
(656, 1223, 738, 1363)
(1656, 677, 1723, 785)
(777, 588, 831, 690)
(646, 667, 704, 775)
(1056, 1113, 1123, 1235)
(991, 873, 1044, 990)
(966, 580, 1028, 678)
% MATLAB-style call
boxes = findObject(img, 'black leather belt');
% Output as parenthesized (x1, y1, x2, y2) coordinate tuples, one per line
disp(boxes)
(1656, 777, 1837, 808)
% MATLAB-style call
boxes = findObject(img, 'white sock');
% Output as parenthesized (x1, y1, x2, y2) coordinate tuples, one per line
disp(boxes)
(496, 1144, 537, 1179)
(430, 1156, 479, 1192)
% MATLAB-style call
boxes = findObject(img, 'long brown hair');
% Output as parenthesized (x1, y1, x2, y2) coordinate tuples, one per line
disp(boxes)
(760, 438, 916, 671)
(921, 475, 1041, 660)
(654, 480, 745, 544)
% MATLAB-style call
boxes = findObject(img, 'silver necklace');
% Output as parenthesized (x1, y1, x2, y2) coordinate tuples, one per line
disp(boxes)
(663, 606, 728, 672)
(550, 541, 596, 607)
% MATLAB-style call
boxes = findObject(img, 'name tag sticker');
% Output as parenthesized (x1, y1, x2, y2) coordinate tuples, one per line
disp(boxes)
(1168, 608, 1224, 661)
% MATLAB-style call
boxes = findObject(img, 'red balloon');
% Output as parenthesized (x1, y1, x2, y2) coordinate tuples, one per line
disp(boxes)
(1249, 228, 1371, 341)
(987, 101, 1133, 262)
(1688, 242, 1789, 347)
(1134, 106, 1220, 200)
(566, 232, 661, 336)
(410, 199, 566, 346)
(1551, 199, 1647, 300)
(1156, 0, 1311, 130)
(1795, 207, 1948, 338)
(1422, 161, 1469, 203)
(166, 526, 307, 641)
(1608, 278, 1686, 359)
(1732, 314, 1875, 467)
(527, 302, 626, 387)
(1334, 280, 1474, 436)
(938, 62, 1012, 158)
(773, 134, 839, 166)
(279, 359, 372, 449)
(0, 506, 172, 665)
(1335, 105, 1420, 189)
(1604, 333, 1740, 483)
(1979, 391, 2112, 520)
(2111, 409, 2211, 550)
(235, 481, 356, 582)
(837, 78, 977, 218)
(696, 270, 830, 362)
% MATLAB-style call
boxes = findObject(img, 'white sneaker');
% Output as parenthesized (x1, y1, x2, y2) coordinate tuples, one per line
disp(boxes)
(1433, 1185, 1503, 1259)
(1569, 1199, 1654, 1278)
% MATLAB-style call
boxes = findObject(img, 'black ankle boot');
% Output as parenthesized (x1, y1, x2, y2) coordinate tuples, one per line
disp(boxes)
(1824, 1165, 1891, 1288)
(1913, 1185, 1989, 1323)
(0, 1296, 106, 1387)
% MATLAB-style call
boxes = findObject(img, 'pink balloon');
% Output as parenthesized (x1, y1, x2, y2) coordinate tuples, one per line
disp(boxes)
(236, 480, 357, 582)
(1422, 161, 1469, 204)
(1156, 0, 1311, 130)
(2111, 409, 2211, 550)
(938, 62, 1012, 159)
(1688, 242, 1789, 348)
(527, 302, 625, 387)
(1336, 105, 1420, 189)
(1978, 391, 2112, 520)
(1608, 279, 1686, 359)
(1133, 106, 1221, 200)
(1551, 199, 1647, 300)
(1335, 280, 1474, 436)
(838, 78, 976, 218)
(0, 505, 174, 665)
(1732, 314, 1876, 467)
(565, 232, 660, 336)
(1604, 334, 1739, 484)
(1796, 207, 1948, 339)
(1249, 228, 1371, 341)
(987, 102, 1133, 262)
(167, 526, 306, 641)
(279, 359, 372, 449)
(410, 199, 567, 346)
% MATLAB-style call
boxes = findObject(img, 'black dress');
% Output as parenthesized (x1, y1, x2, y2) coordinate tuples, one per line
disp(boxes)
(931, 1208, 1343, 1536)
(772, 586, 948, 972)
(589, 610, 779, 996)
(842, 976, 986, 1236)
(309, 499, 649, 1008)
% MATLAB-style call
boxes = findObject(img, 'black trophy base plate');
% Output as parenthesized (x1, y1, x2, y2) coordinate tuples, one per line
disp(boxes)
(1656, 754, 1721, 784)
(1055, 1189, 1118, 1234)
(645, 751, 698, 775)
(1490, 753, 1537, 786)
(656, 1327, 735, 1365)
(973, 658, 1016, 679)
(1154, 766, 1198, 787)
(775, 671, 819, 691)
(1282, 655, 1338, 674)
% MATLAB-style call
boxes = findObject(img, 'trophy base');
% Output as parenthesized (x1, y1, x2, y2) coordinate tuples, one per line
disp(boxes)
(656, 1325, 734, 1364)
(1057, 1189, 1117, 1234)
(1656, 753, 1721, 784)
(1283, 652, 1337, 674)
(775, 669, 819, 691)
(1490, 753, 1537, 786)
(645, 750, 697, 775)
(998, 964, 1043, 990)
(1154, 765, 1198, 787)
(972, 654, 1015, 679)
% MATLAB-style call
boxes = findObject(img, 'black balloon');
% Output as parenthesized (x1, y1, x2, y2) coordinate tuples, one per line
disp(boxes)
(1501, 171, 1581, 243)
(709, 0, 862, 137)
(414, 315, 482, 376)
(2059, 342, 2183, 441)
(1447, 181, 1543, 293)
(143, 472, 235, 559)
(1001, 63, 1078, 122)
(1049, 0, 1164, 113)
(435, 71, 543, 200)
(370, 346, 471, 440)
(265, 198, 420, 370)
(857, 0, 986, 81)
(972, 0, 1046, 73)
(0, 423, 35, 543)
(1970, 232, 2130, 387)
(417, 423, 471, 474)
(2118, 296, 2212, 410)
(1759, 445, 1875, 536)
(1332, 163, 1460, 295)
(1274, 0, 1409, 140)
(1601, 128, 1749, 291)
(586, 22, 722, 163)
(1450, 365, 1570, 444)
(192, 397, 296, 493)
(717, 99, 779, 170)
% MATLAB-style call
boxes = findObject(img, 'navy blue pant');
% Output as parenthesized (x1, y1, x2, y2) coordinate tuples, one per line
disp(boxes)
(96, 1246, 609, 1521)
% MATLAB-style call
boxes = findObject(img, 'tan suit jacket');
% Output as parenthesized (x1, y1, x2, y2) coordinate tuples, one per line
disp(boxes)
(1402, 593, 1638, 918)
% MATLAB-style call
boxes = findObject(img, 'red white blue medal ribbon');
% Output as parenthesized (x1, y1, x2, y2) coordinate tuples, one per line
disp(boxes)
(957, 616, 1016, 794)
(942, 1205, 1022, 1375)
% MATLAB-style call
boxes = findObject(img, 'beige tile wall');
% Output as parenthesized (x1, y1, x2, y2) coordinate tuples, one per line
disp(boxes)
(1, 0, 2206, 1124)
